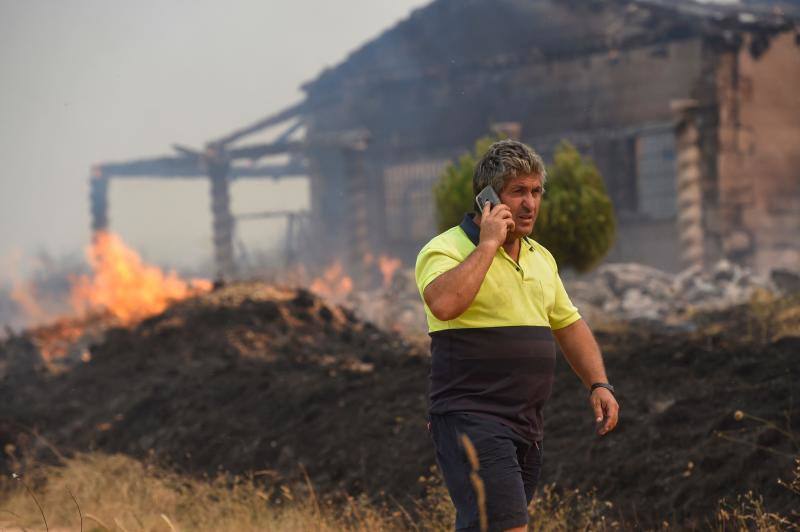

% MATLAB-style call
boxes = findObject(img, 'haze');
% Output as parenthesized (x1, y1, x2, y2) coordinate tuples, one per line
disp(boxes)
(0, 0, 429, 282)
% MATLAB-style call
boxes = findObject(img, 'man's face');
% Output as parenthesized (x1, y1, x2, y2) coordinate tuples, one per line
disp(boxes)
(498, 173, 544, 240)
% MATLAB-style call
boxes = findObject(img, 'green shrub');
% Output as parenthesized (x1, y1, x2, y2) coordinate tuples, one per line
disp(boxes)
(534, 141, 616, 273)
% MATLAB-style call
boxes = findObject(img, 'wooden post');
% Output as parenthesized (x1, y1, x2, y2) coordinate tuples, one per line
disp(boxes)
(207, 153, 236, 280)
(89, 166, 109, 234)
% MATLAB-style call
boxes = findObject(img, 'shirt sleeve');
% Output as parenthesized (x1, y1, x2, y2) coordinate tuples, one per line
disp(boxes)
(549, 271, 581, 330)
(414, 244, 461, 297)
(539, 245, 581, 330)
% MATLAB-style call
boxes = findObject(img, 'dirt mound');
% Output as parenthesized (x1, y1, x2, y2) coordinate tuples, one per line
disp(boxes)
(1, 283, 798, 526)
(1, 283, 431, 503)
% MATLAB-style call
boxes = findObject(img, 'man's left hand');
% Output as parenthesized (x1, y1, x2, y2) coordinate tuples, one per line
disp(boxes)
(590, 388, 619, 436)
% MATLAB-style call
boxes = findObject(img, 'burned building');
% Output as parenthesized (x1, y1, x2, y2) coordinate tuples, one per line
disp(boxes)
(90, 0, 799, 280)
(301, 0, 800, 274)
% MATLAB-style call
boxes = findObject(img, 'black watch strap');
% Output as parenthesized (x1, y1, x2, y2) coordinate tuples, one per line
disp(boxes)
(590, 382, 615, 395)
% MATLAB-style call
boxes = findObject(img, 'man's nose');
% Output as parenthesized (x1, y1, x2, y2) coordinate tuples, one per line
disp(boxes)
(521, 194, 534, 210)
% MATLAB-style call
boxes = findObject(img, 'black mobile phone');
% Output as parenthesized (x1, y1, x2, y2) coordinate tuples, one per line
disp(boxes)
(475, 185, 501, 211)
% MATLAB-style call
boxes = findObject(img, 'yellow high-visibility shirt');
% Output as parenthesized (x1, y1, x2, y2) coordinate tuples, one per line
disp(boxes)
(413, 213, 581, 443)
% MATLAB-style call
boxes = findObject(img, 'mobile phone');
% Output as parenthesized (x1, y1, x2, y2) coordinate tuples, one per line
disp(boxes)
(475, 185, 501, 212)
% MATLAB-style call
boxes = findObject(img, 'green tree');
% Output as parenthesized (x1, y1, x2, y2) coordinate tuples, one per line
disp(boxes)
(535, 141, 616, 272)
(432, 138, 615, 272)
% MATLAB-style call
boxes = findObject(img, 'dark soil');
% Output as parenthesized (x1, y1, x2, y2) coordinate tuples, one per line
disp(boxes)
(545, 325, 799, 528)
(1, 282, 798, 528)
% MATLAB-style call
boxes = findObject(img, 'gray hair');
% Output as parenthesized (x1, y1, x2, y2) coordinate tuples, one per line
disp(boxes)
(473, 139, 547, 196)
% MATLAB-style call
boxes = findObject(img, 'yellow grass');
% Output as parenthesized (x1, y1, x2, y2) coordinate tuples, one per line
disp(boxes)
(0, 453, 403, 531)
(2, 450, 796, 531)
(0, 452, 625, 531)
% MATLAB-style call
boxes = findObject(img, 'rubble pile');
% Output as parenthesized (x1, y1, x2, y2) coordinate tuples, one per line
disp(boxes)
(564, 260, 798, 325)
(344, 259, 799, 333)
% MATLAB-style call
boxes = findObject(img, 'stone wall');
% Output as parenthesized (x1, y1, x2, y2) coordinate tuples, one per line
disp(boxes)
(713, 32, 800, 273)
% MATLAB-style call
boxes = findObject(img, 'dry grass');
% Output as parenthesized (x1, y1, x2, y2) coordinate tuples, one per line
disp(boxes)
(0, 453, 407, 531)
(744, 291, 800, 344)
(3, 449, 797, 531)
(713, 411, 800, 531)
(0, 452, 625, 532)
(716, 488, 799, 531)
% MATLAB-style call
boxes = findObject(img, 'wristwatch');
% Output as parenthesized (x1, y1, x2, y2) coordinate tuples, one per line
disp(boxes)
(590, 382, 615, 395)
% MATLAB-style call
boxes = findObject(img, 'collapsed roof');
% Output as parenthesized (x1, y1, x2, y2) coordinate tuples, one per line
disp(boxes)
(303, 0, 799, 93)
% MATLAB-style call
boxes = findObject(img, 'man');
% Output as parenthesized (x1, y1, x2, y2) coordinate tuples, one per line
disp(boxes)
(415, 139, 619, 532)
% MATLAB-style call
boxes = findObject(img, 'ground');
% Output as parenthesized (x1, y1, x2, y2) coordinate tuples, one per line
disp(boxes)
(1, 282, 798, 528)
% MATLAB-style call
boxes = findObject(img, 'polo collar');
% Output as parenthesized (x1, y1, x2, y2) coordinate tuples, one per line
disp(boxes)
(458, 212, 536, 252)
(459, 213, 481, 246)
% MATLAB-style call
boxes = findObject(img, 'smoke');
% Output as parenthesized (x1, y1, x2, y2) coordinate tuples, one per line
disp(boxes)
(0, 248, 87, 335)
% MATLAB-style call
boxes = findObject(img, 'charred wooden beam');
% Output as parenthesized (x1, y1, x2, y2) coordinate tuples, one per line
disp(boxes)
(212, 101, 307, 148)
(274, 120, 305, 144)
(229, 160, 308, 179)
(96, 156, 306, 180)
(98, 127, 366, 179)
(171, 144, 202, 158)
(227, 139, 305, 161)
(224, 128, 368, 162)
(235, 210, 309, 221)
(89, 122, 365, 280)
(97, 156, 203, 178)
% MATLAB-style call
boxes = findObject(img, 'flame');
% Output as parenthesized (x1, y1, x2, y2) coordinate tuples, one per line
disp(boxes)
(70, 231, 212, 325)
(377, 255, 402, 289)
(31, 318, 88, 361)
(309, 261, 353, 299)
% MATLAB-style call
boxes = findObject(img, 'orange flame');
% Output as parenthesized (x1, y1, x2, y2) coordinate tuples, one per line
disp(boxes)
(377, 255, 402, 289)
(70, 231, 212, 325)
(31, 318, 88, 362)
(309, 261, 353, 300)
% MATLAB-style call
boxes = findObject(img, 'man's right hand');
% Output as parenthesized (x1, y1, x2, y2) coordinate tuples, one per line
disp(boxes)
(478, 201, 515, 249)
(422, 202, 507, 321)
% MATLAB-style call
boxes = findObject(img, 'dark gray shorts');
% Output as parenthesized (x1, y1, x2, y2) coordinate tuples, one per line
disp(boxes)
(429, 412, 543, 532)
